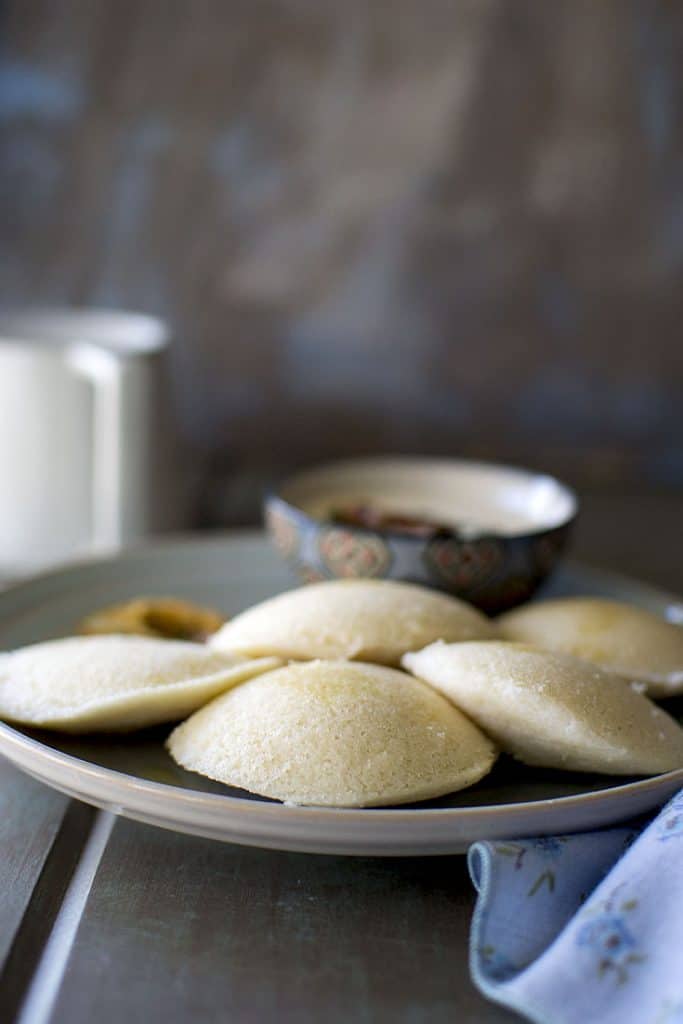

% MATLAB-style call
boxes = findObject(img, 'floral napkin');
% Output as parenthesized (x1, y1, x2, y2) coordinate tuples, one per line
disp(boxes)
(468, 790, 683, 1024)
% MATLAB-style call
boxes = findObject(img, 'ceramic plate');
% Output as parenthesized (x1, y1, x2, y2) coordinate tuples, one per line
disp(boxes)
(0, 531, 682, 856)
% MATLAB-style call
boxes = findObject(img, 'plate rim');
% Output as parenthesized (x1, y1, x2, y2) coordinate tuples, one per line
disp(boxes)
(1, 715, 682, 823)
(0, 530, 682, 853)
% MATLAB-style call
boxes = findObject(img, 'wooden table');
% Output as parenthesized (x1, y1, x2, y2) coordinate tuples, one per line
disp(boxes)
(1, 499, 681, 1024)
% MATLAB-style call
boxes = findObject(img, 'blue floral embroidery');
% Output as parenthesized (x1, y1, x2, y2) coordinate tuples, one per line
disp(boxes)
(657, 792, 683, 841)
(494, 842, 527, 869)
(528, 837, 567, 893)
(478, 945, 520, 982)
(658, 810, 683, 841)
(577, 915, 643, 984)
(495, 837, 568, 895)
(530, 836, 566, 857)
(577, 885, 645, 984)
(578, 915, 635, 953)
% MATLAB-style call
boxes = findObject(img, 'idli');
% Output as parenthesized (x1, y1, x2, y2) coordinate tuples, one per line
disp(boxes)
(0, 635, 280, 733)
(167, 660, 498, 806)
(498, 597, 683, 697)
(78, 596, 225, 642)
(210, 579, 496, 666)
(403, 641, 683, 775)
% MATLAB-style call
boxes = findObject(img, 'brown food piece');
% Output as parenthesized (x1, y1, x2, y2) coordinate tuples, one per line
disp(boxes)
(331, 503, 451, 537)
(78, 597, 226, 643)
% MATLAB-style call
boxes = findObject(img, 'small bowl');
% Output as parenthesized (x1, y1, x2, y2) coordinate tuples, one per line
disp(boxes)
(264, 457, 578, 614)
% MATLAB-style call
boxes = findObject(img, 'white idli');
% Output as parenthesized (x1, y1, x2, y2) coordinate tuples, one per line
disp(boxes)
(167, 660, 498, 807)
(403, 641, 683, 775)
(0, 635, 280, 733)
(210, 579, 496, 666)
(498, 597, 683, 697)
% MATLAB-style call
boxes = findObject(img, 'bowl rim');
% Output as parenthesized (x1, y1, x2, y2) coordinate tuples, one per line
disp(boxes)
(264, 455, 579, 544)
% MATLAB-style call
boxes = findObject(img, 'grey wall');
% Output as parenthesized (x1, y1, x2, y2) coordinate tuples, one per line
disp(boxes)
(1, 0, 682, 525)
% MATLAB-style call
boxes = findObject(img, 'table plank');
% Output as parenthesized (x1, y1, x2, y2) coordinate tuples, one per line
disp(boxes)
(50, 819, 518, 1024)
(0, 758, 93, 1019)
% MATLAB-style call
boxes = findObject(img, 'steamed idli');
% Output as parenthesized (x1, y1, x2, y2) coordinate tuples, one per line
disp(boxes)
(167, 660, 497, 806)
(498, 597, 683, 697)
(210, 579, 496, 666)
(0, 635, 280, 733)
(78, 596, 225, 641)
(403, 641, 683, 775)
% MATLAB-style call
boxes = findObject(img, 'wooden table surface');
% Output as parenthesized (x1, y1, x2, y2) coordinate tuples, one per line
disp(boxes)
(1, 499, 681, 1024)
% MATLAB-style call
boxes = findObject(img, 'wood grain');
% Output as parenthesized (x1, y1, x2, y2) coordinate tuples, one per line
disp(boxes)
(0, 759, 70, 971)
(50, 819, 518, 1023)
(0, 759, 93, 1018)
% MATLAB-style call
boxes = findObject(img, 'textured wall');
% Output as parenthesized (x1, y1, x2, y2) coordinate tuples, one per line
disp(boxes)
(1, 0, 682, 524)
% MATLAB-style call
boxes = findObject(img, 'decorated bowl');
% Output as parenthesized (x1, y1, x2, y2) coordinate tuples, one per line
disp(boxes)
(264, 457, 578, 614)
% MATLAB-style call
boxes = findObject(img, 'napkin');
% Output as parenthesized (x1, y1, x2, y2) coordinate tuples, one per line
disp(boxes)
(468, 790, 683, 1024)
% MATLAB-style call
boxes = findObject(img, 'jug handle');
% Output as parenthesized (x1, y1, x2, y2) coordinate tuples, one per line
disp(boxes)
(65, 344, 147, 552)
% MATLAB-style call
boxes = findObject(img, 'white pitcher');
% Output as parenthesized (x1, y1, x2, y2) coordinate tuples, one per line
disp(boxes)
(0, 309, 169, 575)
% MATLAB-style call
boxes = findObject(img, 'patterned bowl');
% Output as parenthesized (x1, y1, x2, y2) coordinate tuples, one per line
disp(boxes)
(264, 457, 578, 614)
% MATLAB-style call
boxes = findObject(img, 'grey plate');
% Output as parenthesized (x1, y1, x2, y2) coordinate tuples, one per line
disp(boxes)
(0, 531, 681, 855)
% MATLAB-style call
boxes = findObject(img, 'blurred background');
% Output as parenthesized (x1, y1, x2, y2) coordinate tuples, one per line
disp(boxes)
(1, 0, 682, 580)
